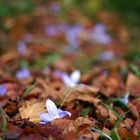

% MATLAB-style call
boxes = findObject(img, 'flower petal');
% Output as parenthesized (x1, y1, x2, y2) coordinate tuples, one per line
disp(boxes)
(39, 113, 54, 123)
(17, 41, 27, 56)
(62, 73, 75, 87)
(38, 121, 47, 125)
(16, 68, 30, 80)
(57, 108, 71, 118)
(122, 92, 129, 105)
(0, 84, 7, 96)
(46, 99, 59, 119)
(70, 70, 81, 84)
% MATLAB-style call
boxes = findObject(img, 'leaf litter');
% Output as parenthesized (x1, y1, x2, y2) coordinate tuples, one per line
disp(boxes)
(0, 1, 140, 140)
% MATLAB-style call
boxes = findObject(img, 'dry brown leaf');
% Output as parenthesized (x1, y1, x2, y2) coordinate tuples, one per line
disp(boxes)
(62, 86, 100, 106)
(61, 116, 96, 138)
(133, 119, 140, 136)
(19, 100, 46, 123)
(130, 84, 140, 97)
(101, 75, 123, 97)
(51, 59, 73, 72)
(108, 107, 117, 126)
(126, 73, 140, 90)
(36, 78, 63, 100)
(52, 116, 96, 139)
(95, 105, 108, 119)
(129, 103, 139, 119)
(72, 117, 96, 139)
(118, 127, 138, 140)
(1, 49, 19, 63)
(124, 118, 134, 129)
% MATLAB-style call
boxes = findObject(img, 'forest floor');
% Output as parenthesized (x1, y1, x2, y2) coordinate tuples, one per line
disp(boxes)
(0, 1, 140, 140)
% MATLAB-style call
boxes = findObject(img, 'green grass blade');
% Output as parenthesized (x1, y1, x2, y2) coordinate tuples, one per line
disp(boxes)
(80, 107, 93, 116)
(0, 106, 7, 132)
(110, 129, 121, 140)
(114, 111, 129, 128)
(20, 83, 37, 100)
(60, 86, 77, 107)
(91, 127, 112, 140)
(103, 103, 120, 119)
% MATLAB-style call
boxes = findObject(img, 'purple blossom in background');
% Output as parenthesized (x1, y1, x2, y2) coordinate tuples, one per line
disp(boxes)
(45, 23, 68, 37)
(45, 25, 58, 36)
(100, 51, 114, 61)
(53, 70, 63, 78)
(49, 2, 61, 14)
(66, 24, 83, 47)
(39, 99, 71, 123)
(0, 84, 7, 96)
(16, 68, 31, 80)
(58, 23, 69, 33)
(91, 23, 112, 45)
(17, 41, 27, 56)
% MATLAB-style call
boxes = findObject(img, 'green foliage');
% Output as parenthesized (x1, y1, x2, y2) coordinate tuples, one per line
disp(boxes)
(0, 106, 7, 133)
(102, 0, 140, 27)
(0, 0, 35, 17)
(130, 63, 140, 77)
(33, 59, 46, 69)
(66, 0, 140, 27)
(19, 60, 29, 68)
(103, 103, 128, 128)
(106, 94, 129, 111)
(47, 53, 62, 64)
(74, 0, 102, 16)
(138, 130, 140, 137)
(110, 128, 121, 140)
(20, 83, 37, 100)
(80, 107, 93, 116)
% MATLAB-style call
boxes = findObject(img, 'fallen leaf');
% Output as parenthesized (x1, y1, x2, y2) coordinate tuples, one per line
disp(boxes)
(19, 100, 46, 123)
(126, 73, 140, 90)
(62, 86, 100, 106)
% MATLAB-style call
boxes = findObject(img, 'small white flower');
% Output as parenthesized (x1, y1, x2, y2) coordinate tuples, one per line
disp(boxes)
(39, 99, 71, 123)
(61, 70, 81, 87)
(121, 92, 129, 105)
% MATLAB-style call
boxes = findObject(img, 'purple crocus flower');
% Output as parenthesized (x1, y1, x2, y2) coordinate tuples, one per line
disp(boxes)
(91, 23, 112, 45)
(0, 84, 7, 96)
(45, 25, 59, 36)
(17, 41, 27, 56)
(121, 92, 129, 105)
(16, 68, 31, 80)
(66, 24, 83, 47)
(49, 2, 61, 14)
(39, 99, 71, 123)
(54, 70, 81, 87)
(100, 51, 114, 61)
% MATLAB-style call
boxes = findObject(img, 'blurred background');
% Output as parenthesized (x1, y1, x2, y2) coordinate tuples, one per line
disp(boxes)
(0, 0, 140, 72)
